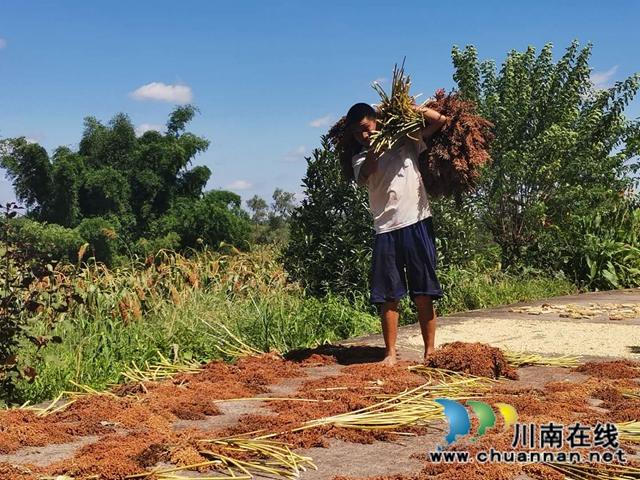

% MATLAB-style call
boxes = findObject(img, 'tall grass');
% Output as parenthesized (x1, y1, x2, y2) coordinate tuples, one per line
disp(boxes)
(15, 245, 576, 404)
(436, 266, 576, 315)
(17, 284, 379, 403)
(396, 265, 576, 326)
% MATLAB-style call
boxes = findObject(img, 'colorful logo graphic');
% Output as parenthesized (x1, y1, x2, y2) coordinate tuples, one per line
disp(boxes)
(435, 399, 518, 449)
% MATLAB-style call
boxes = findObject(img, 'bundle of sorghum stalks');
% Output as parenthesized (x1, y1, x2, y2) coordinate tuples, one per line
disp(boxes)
(328, 62, 494, 202)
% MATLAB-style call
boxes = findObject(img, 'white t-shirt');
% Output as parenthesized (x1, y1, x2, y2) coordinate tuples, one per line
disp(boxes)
(352, 133, 432, 234)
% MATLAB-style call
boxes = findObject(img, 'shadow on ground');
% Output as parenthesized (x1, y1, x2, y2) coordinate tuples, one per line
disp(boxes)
(284, 344, 387, 365)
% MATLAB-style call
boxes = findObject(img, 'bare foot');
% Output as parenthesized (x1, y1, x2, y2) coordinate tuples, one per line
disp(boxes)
(423, 348, 436, 364)
(381, 349, 397, 367)
(381, 354, 397, 366)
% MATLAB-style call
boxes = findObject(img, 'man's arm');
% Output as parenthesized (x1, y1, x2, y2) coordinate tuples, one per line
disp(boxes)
(413, 105, 447, 140)
(360, 148, 382, 178)
(356, 148, 383, 184)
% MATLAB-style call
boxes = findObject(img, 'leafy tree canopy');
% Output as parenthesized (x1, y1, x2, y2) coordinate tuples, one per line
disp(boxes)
(0, 106, 252, 263)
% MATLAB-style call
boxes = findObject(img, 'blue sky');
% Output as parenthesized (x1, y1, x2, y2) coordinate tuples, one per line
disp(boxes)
(1, 0, 639, 208)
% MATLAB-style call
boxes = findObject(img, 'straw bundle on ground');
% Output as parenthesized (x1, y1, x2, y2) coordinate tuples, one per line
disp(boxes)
(502, 350, 581, 368)
(120, 351, 203, 383)
(283, 372, 493, 434)
(126, 436, 315, 480)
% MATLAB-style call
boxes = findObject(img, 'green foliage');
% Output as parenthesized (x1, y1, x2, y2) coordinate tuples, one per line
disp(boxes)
(14, 246, 575, 404)
(246, 195, 269, 225)
(150, 190, 252, 252)
(452, 41, 640, 269)
(563, 197, 640, 290)
(75, 217, 121, 266)
(15, 274, 379, 403)
(0, 204, 77, 406)
(283, 136, 374, 296)
(80, 167, 132, 221)
(0, 106, 251, 262)
(271, 188, 297, 220)
(0, 140, 51, 211)
(12, 218, 85, 264)
(47, 147, 84, 227)
(435, 262, 576, 315)
(430, 196, 493, 269)
(249, 223, 291, 247)
(246, 189, 298, 247)
(194, 191, 252, 248)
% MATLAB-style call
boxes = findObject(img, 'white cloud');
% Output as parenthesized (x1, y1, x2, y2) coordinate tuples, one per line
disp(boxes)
(0, 39, 6, 49)
(284, 146, 306, 163)
(129, 82, 193, 103)
(294, 192, 306, 203)
(226, 180, 252, 190)
(21, 132, 44, 144)
(309, 115, 333, 128)
(591, 66, 618, 90)
(373, 77, 387, 85)
(135, 123, 166, 136)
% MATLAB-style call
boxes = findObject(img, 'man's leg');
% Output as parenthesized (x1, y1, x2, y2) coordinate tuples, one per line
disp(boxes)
(381, 300, 400, 366)
(414, 295, 436, 362)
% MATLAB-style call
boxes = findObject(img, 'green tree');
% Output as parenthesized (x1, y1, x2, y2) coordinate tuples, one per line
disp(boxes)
(267, 188, 297, 233)
(76, 217, 121, 266)
(246, 189, 298, 246)
(46, 147, 84, 227)
(12, 218, 86, 264)
(246, 195, 269, 224)
(149, 190, 251, 251)
(271, 188, 296, 221)
(193, 190, 251, 248)
(0, 139, 51, 212)
(451, 41, 640, 269)
(0, 106, 252, 262)
(283, 137, 486, 297)
(283, 136, 374, 296)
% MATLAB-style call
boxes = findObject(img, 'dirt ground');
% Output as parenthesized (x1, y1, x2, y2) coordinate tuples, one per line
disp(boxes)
(1, 290, 640, 480)
(389, 288, 640, 360)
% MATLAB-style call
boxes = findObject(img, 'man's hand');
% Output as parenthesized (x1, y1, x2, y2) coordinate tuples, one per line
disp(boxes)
(359, 147, 383, 183)
(413, 105, 447, 140)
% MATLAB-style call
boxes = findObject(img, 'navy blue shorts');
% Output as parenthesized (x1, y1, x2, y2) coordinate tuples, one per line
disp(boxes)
(370, 217, 443, 304)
